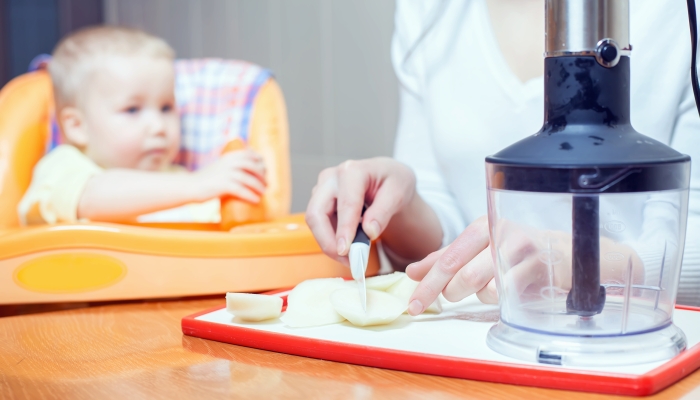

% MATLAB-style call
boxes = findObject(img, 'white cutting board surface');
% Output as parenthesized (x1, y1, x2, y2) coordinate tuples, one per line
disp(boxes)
(196, 294, 700, 376)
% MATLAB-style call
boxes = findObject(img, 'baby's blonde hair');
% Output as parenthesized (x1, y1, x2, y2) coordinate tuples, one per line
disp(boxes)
(49, 26, 175, 109)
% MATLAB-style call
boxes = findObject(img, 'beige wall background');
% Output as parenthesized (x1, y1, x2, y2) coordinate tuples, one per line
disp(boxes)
(103, 0, 399, 212)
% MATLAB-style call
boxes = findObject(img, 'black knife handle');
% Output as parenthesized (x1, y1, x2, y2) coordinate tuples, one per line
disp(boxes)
(351, 205, 370, 245)
(353, 225, 370, 245)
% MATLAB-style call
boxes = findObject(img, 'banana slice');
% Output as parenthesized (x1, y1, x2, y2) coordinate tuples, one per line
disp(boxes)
(226, 293, 283, 321)
(426, 297, 443, 313)
(365, 272, 405, 290)
(387, 275, 442, 314)
(330, 288, 407, 327)
(280, 278, 347, 328)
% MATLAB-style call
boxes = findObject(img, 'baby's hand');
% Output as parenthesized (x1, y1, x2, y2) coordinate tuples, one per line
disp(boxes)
(195, 150, 267, 203)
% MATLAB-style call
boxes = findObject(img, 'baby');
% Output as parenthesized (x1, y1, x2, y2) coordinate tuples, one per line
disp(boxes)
(18, 26, 266, 225)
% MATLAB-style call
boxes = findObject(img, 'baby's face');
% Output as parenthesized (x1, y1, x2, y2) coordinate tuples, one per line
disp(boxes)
(79, 55, 180, 171)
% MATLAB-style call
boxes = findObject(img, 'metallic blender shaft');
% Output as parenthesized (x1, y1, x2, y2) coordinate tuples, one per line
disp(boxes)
(545, 0, 632, 316)
(568, 196, 606, 316)
(545, 0, 630, 57)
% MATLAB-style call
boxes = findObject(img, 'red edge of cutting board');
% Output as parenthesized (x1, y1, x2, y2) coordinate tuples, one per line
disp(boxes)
(182, 296, 700, 397)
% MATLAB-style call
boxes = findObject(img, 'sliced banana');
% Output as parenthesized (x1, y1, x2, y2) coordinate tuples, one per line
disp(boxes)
(426, 297, 443, 313)
(226, 293, 283, 321)
(280, 278, 348, 328)
(330, 288, 407, 327)
(365, 272, 405, 290)
(386, 274, 442, 314)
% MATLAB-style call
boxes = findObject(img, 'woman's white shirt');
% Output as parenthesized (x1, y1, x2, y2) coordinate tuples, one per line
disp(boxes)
(391, 0, 700, 305)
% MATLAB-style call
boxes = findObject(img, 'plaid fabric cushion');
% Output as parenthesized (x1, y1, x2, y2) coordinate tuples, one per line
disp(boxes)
(41, 57, 271, 171)
(173, 59, 271, 171)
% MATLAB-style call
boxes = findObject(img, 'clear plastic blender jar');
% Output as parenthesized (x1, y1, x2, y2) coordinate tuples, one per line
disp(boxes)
(485, 167, 689, 366)
(483, 0, 691, 365)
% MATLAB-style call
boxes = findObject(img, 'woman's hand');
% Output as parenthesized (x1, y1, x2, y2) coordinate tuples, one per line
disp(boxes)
(405, 216, 645, 316)
(306, 157, 440, 266)
(405, 216, 495, 315)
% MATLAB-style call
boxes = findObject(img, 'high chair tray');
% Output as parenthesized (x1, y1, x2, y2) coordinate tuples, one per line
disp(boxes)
(0, 214, 379, 304)
(182, 292, 700, 397)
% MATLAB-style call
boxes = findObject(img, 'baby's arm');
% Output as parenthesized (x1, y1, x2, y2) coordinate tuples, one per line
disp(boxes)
(78, 150, 266, 222)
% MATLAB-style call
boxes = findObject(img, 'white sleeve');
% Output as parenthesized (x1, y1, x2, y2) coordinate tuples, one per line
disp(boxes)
(671, 84, 700, 306)
(391, 0, 467, 247)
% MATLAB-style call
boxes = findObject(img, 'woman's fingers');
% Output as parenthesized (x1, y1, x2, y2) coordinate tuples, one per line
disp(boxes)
(361, 159, 416, 241)
(476, 279, 498, 304)
(334, 161, 369, 256)
(441, 246, 494, 302)
(500, 253, 546, 299)
(405, 248, 446, 281)
(408, 216, 490, 315)
(361, 181, 406, 241)
(306, 170, 349, 265)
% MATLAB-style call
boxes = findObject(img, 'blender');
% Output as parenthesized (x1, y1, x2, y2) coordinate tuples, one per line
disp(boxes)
(485, 0, 693, 367)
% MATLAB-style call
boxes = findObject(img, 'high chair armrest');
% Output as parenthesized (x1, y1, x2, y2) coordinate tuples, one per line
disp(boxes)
(0, 72, 53, 229)
(247, 78, 291, 220)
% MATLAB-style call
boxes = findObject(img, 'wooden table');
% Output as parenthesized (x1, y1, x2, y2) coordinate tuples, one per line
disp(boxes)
(1, 299, 699, 399)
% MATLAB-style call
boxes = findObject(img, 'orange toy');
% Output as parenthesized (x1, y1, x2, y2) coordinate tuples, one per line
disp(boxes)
(219, 139, 266, 230)
(0, 68, 377, 305)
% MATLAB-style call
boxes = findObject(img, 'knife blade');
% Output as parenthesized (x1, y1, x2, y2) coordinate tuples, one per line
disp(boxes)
(349, 224, 370, 311)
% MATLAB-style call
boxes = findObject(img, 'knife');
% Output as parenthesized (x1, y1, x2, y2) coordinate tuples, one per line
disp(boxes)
(349, 224, 370, 311)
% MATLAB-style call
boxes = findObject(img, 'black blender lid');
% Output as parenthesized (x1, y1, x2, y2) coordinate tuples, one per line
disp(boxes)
(485, 124, 689, 168)
(485, 56, 689, 193)
(486, 57, 689, 168)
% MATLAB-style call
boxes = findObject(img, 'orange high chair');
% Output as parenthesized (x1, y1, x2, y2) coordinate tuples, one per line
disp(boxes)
(0, 61, 378, 305)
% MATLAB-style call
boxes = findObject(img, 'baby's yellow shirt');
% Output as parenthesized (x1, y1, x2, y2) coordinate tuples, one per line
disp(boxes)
(17, 145, 220, 225)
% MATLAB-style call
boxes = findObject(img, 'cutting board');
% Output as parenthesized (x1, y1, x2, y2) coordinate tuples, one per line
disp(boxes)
(182, 292, 700, 396)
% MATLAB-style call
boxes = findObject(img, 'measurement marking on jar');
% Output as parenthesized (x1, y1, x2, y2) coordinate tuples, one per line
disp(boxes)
(604, 220, 626, 233)
(604, 252, 625, 262)
(538, 249, 563, 264)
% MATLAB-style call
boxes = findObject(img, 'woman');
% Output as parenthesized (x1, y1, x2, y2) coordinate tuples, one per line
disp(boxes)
(306, 0, 700, 313)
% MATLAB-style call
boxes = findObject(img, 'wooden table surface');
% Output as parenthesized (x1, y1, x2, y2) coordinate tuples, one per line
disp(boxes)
(1, 299, 699, 400)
